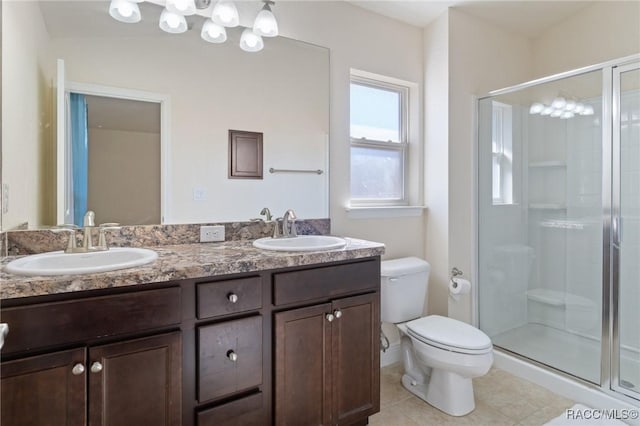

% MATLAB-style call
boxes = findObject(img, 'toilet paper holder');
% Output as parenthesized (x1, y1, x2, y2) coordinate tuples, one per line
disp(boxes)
(451, 267, 463, 279)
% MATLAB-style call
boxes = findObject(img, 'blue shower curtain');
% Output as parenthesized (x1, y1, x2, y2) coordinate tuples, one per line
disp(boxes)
(70, 93, 88, 227)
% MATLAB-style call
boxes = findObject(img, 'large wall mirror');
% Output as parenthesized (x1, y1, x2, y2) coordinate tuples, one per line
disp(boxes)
(1, 0, 329, 230)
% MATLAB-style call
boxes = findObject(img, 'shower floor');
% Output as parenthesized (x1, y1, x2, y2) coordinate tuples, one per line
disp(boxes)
(492, 323, 601, 384)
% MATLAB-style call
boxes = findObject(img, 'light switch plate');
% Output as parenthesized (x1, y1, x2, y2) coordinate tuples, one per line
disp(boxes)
(200, 225, 225, 242)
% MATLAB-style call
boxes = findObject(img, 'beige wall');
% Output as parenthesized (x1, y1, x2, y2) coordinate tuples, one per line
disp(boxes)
(1, 1, 54, 230)
(274, 2, 426, 260)
(532, 1, 640, 78)
(423, 12, 450, 316)
(88, 129, 160, 225)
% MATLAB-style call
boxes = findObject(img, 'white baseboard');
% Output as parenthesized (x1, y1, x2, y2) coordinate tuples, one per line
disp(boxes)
(381, 342, 402, 367)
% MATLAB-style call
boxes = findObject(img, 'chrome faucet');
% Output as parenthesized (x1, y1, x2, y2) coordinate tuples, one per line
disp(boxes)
(82, 210, 97, 251)
(282, 209, 297, 238)
(260, 207, 273, 221)
(56, 211, 120, 253)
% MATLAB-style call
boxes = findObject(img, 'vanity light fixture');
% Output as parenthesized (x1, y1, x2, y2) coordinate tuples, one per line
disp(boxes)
(166, 0, 197, 16)
(212, 0, 240, 27)
(201, 19, 227, 43)
(107, 0, 278, 53)
(240, 28, 264, 52)
(529, 95, 594, 120)
(109, 0, 142, 23)
(253, 0, 278, 37)
(159, 8, 188, 33)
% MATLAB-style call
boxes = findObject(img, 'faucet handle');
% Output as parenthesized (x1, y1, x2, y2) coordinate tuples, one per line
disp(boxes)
(83, 210, 96, 227)
(98, 223, 121, 250)
(273, 218, 283, 238)
(53, 225, 79, 253)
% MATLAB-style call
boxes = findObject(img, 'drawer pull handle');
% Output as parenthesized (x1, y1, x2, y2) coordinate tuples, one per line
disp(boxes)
(227, 350, 238, 362)
(334, 309, 342, 319)
(326, 313, 335, 322)
(72, 363, 85, 376)
(90, 362, 103, 373)
(227, 293, 239, 304)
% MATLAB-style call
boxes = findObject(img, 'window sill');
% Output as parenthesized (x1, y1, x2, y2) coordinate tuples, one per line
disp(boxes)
(345, 205, 427, 219)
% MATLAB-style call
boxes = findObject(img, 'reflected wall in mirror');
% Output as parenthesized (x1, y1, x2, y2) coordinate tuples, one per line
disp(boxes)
(1, 0, 329, 230)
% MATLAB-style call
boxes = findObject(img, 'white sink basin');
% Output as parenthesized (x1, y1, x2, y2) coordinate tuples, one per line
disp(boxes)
(253, 235, 347, 252)
(4, 247, 158, 276)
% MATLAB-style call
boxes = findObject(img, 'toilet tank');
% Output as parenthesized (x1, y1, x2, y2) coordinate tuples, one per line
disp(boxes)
(380, 257, 430, 323)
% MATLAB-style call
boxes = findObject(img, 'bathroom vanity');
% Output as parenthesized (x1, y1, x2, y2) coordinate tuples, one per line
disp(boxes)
(0, 238, 383, 426)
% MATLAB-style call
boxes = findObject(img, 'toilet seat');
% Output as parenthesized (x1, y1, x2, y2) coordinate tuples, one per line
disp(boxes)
(406, 315, 492, 355)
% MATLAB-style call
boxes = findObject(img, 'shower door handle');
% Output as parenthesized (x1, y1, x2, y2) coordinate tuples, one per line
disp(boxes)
(613, 215, 622, 248)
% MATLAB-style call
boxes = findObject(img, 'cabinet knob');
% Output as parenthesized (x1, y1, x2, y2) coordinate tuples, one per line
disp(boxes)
(326, 313, 335, 322)
(90, 361, 103, 373)
(334, 309, 342, 319)
(227, 293, 239, 304)
(72, 363, 85, 376)
(227, 350, 238, 362)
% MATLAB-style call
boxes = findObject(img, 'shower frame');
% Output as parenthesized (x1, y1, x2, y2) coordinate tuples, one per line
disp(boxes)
(474, 53, 640, 405)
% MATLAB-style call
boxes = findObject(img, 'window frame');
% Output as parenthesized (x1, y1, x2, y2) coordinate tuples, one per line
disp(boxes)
(349, 74, 410, 206)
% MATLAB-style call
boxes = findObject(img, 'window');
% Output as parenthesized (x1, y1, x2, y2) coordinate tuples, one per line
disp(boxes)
(492, 101, 513, 205)
(350, 74, 409, 206)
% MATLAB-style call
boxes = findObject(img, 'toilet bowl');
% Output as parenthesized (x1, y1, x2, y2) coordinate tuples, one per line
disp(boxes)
(381, 257, 493, 417)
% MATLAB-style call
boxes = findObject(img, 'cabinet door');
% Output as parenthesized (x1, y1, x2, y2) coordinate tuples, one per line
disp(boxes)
(332, 293, 380, 425)
(1, 348, 86, 426)
(88, 331, 181, 426)
(274, 303, 332, 426)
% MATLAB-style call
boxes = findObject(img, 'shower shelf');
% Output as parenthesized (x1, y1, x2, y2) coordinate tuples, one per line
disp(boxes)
(529, 161, 567, 168)
(529, 203, 567, 210)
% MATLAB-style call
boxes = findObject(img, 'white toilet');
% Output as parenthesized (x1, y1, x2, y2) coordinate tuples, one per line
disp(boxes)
(381, 257, 493, 417)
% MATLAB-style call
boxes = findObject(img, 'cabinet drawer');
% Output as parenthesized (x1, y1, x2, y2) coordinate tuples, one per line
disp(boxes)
(197, 276, 262, 319)
(273, 259, 379, 306)
(1, 287, 181, 355)
(198, 316, 262, 402)
(197, 392, 263, 426)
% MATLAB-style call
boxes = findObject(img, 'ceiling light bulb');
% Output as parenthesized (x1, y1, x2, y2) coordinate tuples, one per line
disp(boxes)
(201, 20, 227, 43)
(540, 106, 553, 116)
(253, 2, 278, 37)
(550, 110, 563, 118)
(240, 28, 264, 52)
(565, 100, 576, 111)
(560, 111, 574, 119)
(574, 103, 585, 114)
(581, 105, 595, 116)
(166, 0, 197, 16)
(551, 97, 566, 109)
(109, 0, 141, 23)
(159, 8, 187, 33)
(529, 103, 544, 114)
(212, 0, 239, 27)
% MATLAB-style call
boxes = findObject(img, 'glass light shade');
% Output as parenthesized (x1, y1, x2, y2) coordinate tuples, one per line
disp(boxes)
(529, 103, 544, 114)
(159, 8, 188, 33)
(550, 109, 563, 118)
(109, 0, 141, 23)
(540, 106, 554, 116)
(565, 100, 576, 111)
(212, 0, 239, 27)
(560, 111, 575, 119)
(201, 20, 227, 43)
(551, 97, 566, 109)
(253, 4, 278, 37)
(581, 105, 595, 115)
(574, 103, 585, 114)
(166, 0, 197, 16)
(239, 28, 264, 52)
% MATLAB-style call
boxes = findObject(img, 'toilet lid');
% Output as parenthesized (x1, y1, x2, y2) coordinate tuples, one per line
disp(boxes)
(406, 315, 492, 353)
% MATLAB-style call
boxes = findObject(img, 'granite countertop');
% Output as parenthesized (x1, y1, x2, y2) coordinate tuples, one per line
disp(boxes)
(0, 238, 385, 300)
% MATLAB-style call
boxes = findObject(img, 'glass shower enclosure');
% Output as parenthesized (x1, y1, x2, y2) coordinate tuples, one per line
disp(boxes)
(477, 56, 639, 403)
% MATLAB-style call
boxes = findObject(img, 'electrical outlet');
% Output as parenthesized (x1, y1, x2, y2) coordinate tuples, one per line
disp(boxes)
(193, 188, 207, 201)
(2, 184, 9, 215)
(200, 225, 225, 242)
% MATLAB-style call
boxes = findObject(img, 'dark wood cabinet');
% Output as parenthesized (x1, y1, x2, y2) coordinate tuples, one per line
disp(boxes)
(89, 332, 182, 426)
(274, 293, 380, 426)
(1, 348, 87, 426)
(2, 257, 381, 426)
(0, 333, 181, 426)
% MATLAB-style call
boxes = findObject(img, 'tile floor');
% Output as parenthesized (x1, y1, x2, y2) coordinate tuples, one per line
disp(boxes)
(370, 363, 574, 426)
